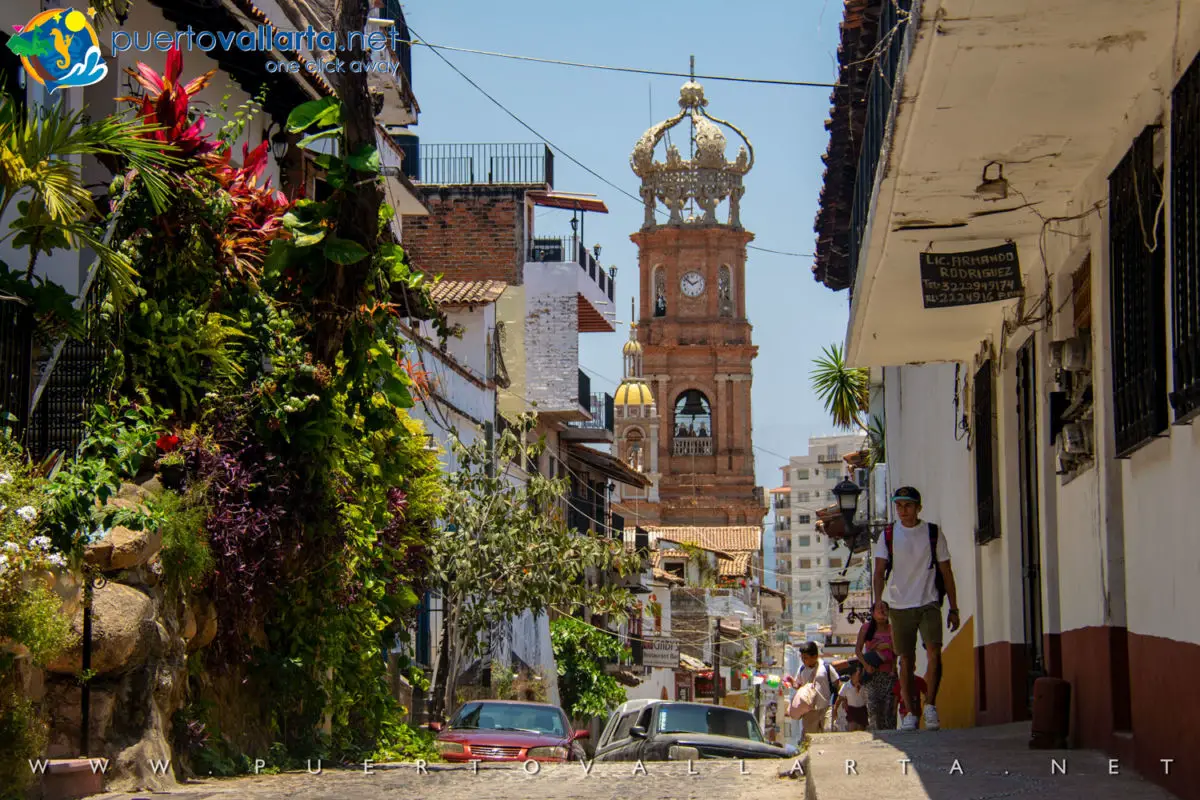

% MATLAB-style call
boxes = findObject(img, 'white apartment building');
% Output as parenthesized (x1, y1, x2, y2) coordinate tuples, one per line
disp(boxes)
(771, 434, 865, 636)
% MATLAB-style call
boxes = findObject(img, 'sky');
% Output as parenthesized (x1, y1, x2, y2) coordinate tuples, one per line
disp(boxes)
(403, 0, 848, 498)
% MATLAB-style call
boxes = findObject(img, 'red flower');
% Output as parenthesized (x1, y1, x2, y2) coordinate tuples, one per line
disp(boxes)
(157, 434, 181, 452)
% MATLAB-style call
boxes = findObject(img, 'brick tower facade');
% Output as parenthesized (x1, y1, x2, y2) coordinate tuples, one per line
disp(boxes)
(614, 80, 764, 529)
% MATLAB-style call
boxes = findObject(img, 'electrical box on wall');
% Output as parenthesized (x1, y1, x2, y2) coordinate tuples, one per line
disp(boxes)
(1048, 332, 1095, 481)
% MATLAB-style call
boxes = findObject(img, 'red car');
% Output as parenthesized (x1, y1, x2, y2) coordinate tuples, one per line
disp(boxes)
(431, 700, 589, 763)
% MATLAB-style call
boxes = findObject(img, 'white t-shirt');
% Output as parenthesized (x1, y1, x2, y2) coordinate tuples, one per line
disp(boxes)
(872, 520, 951, 609)
(797, 658, 838, 710)
(839, 682, 867, 708)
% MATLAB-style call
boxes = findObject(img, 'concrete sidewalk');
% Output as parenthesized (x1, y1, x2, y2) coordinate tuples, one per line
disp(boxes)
(802, 723, 1179, 800)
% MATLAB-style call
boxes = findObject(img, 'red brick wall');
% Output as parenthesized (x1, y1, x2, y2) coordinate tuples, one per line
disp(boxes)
(401, 186, 527, 285)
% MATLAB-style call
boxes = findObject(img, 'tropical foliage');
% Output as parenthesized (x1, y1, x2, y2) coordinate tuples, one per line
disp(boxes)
(0, 443, 73, 800)
(550, 616, 629, 721)
(426, 415, 640, 717)
(810, 343, 870, 431)
(0, 43, 448, 768)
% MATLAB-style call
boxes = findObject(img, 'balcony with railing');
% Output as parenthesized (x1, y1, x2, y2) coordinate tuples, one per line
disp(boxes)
(564, 391, 615, 443)
(672, 436, 713, 457)
(416, 143, 553, 187)
(848, 0, 913, 300)
(526, 235, 616, 333)
(817, 453, 844, 464)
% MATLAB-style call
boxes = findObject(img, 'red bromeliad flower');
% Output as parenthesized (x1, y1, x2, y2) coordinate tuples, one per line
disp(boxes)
(157, 434, 181, 452)
(125, 45, 217, 157)
(209, 140, 291, 280)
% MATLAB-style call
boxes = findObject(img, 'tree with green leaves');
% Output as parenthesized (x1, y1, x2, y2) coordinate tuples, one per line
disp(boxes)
(426, 415, 640, 718)
(550, 616, 629, 723)
(810, 343, 870, 431)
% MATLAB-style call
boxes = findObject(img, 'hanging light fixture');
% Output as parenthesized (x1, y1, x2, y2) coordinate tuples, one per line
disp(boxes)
(975, 161, 1008, 201)
(271, 127, 290, 161)
(829, 577, 850, 611)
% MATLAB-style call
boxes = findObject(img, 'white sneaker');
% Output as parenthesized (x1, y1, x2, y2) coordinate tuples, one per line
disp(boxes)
(924, 704, 940, 731)
(900, 713, 919, 731)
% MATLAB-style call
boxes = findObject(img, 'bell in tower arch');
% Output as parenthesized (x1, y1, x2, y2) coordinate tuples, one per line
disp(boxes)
(678, 390, 708, 418)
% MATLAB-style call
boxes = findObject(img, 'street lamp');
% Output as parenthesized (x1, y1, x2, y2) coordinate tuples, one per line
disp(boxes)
(829, 576, 850, 611)
(832, 478, 863, 528)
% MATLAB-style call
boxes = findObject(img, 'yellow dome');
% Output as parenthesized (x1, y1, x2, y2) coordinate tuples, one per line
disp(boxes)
(614, 381, 654, 406)
(622, 338, 644, 356)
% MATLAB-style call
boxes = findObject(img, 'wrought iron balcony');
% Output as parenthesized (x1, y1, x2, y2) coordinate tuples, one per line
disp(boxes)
(416, 143, 554, 186)
(848, 0, 914, 299)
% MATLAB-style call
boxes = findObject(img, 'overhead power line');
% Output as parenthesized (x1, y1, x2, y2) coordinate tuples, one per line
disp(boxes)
(410, 25, 816, 260)
(405, 39, 838, 89)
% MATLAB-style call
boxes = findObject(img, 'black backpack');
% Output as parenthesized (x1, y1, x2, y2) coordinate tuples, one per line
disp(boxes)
(883, 522, 947, 606)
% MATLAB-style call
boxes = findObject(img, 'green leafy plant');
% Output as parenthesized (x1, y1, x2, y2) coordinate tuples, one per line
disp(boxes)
(426, 414, 639, 717)
(810, 343, 869, 431)
(149, 487, 213, 596)
(550, 616, 629, 722)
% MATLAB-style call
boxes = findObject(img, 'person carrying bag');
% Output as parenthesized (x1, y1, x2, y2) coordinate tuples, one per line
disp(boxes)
(787, 642, 837, 741)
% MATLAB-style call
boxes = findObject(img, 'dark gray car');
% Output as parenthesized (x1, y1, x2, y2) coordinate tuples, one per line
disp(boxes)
(593, 700, 797, 761)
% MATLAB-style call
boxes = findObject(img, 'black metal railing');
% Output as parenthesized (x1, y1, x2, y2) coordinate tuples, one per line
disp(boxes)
(0, 300, 34, 436)
(973, 360, 999, 544)
(527, 235, 615, 301)
(576, 368, 590, 409)
(0, 277, 106, 461)
(417, 143, 553, 186)
(1171, 54, 1200, 423)
(568, 392, 614, 433)
(1110, 127, 1169, 457)
(848, 0, 914, 299)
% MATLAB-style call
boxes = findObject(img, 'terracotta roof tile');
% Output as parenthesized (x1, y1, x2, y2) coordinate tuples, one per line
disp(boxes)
(652, 568, 685, 585)
(633, 526, 762, 554)
(718, 552, 752, 577)
(429, 279, 507, 307)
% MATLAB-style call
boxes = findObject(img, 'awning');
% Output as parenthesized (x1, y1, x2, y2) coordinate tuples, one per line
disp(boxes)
(528, 191, 609, 213)
(679, 653, 707, 672)
(564, 444, 651, 488)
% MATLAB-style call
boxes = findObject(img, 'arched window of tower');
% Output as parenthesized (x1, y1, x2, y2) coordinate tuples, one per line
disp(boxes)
(624, 427, 645, 472)
(673, 390, 713, 456)
(653, 266, 667, 317)
(718, 265, 733, 317)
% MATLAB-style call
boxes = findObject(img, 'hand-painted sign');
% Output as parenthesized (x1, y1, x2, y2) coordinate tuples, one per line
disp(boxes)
(919, 243, 1023, 308)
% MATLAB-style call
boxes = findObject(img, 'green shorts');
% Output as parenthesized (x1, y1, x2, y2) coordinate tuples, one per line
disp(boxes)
(889, 603, 942, 661)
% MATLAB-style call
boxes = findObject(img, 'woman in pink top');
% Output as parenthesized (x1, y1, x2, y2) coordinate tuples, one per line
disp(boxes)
(856, 601, 898, 731)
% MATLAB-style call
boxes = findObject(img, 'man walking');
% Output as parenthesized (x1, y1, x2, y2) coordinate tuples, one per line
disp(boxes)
(872, 486, 959, 731)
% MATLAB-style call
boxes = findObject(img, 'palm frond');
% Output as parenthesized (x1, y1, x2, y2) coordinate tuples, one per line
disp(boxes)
(809, 343, 869, 431)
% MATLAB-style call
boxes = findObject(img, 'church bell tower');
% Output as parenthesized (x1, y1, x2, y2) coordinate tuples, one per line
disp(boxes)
(615, 79, 763, 527)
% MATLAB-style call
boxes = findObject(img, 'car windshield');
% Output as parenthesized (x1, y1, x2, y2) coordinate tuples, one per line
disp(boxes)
(449, 702, 567, 737)
(654, 704, 764, 742)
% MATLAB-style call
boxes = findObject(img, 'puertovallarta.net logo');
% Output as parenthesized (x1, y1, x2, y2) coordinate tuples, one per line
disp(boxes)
(7, 7, 108, 92)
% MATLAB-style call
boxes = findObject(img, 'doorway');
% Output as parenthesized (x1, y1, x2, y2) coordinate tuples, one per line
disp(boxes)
(1016, 338, 1045, 712)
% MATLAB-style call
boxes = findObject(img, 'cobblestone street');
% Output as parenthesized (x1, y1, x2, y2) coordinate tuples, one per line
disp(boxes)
(95, 759, 803, 800)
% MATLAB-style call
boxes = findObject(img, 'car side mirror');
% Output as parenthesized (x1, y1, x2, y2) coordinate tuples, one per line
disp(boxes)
(630, 725, 647, 739)
(571, 729, 590, 741)
(428, 721, 443, 732)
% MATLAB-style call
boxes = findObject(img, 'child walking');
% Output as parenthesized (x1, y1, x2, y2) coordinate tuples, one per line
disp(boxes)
(856, 600, 898, 731)
(834, 664, 870, 731)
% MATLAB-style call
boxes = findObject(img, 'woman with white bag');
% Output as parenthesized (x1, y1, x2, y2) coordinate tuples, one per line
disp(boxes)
(786, 641, 840, 742)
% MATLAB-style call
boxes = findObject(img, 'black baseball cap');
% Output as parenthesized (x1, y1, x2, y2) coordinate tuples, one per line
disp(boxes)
(892, 486, 922, 504)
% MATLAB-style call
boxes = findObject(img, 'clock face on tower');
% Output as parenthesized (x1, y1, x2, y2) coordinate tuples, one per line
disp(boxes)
(680, 270, 706, 297)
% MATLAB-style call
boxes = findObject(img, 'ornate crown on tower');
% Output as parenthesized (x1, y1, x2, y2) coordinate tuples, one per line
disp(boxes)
(630, 79, 754, 231)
